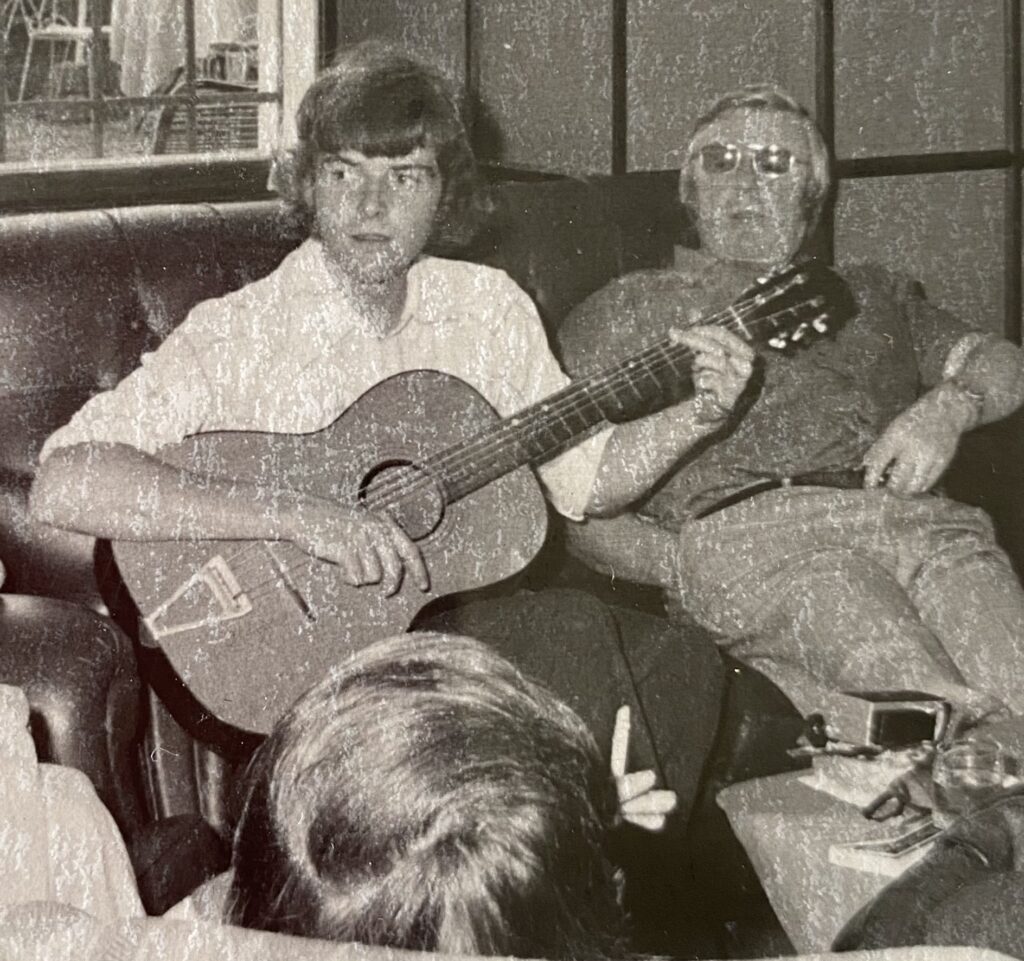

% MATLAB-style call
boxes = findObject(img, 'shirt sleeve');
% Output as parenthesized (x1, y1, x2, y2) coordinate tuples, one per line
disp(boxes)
(39, 311, 216, 462)
(892, 271, 989, 389)
(486, 279, 610, 521)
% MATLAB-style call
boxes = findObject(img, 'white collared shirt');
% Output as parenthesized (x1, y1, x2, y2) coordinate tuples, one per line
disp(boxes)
(42, 239, 607, 518)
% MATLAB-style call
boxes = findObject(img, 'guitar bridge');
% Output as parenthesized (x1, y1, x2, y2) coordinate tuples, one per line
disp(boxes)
(145, 554, 253, 641)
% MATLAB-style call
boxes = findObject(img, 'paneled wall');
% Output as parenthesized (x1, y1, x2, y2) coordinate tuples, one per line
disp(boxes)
(832, 1, 1004, 159)
(333, 0, 466, 84)
(474, 0, 614, 171)
(334, 0, 1021, 339)
(627, 0, 818, 170)
(332, 0, 613, 171)
(834, 172, 1006, 331)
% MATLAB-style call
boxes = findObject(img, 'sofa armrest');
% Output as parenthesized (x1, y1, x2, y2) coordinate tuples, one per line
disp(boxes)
(0, 595, 145, 840)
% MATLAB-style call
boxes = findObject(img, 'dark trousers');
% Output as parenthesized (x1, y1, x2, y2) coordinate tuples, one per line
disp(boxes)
(419, 587, 726, 955)
(420, 587, 724, 825)
(145, 586, 726, 938)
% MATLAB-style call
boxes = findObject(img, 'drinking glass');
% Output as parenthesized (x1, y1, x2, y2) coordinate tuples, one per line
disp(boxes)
(931, 738, 1009, 826)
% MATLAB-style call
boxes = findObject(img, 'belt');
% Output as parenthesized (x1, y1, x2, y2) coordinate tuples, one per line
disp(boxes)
(693, 467, 867, 520)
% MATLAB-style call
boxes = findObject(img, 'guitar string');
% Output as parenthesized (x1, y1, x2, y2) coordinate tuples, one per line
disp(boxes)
(214, 294, 817, 603)
(210, 288, 779, 576)
(211, 290, 821, 602)
(360, 291, 812, 511)
(219, 295, 825, 602)
(350, 288, 799, 508)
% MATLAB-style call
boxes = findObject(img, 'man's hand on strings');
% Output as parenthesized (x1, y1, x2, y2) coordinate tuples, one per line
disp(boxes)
(286, 500, 429, 595)
(611, 705, 677, 831)
(669, 326, 755, 424)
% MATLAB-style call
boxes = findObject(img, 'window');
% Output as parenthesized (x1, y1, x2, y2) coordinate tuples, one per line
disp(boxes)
(0, 0, 318, 211)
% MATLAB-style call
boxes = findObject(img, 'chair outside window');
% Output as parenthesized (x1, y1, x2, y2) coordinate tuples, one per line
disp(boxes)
(12, 0, 111, 101)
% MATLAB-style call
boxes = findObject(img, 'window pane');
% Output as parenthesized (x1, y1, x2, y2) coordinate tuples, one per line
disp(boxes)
(113, 0, 257, 97)
(1, 0, 268, 164)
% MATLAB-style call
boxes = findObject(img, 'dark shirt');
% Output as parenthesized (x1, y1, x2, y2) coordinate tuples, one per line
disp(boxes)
(559, 249, 978, 527)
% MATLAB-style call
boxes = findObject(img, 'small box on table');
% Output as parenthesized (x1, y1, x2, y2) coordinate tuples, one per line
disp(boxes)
(820, 690, 950, 748)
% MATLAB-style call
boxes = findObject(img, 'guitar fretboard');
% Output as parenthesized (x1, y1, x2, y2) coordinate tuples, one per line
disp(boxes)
(397, 271, 822, 507)
(439, 337, 691, 501)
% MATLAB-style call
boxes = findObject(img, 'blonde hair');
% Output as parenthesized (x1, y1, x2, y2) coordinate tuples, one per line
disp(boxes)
(228, 633, 626, 959)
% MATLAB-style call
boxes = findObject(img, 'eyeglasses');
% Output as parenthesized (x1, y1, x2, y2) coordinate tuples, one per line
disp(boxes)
(698, 142, 807, 177)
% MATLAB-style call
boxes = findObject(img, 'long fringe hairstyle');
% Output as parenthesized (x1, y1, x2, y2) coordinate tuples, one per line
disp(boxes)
(275, 40, 487, 253)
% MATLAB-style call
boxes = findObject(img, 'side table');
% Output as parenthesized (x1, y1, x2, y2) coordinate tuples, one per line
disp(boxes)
(717, 770, 914, 953)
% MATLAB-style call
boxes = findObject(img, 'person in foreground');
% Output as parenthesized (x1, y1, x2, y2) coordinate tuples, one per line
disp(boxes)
(561, 84, 1024, 727)
(226, 632, 641, 958)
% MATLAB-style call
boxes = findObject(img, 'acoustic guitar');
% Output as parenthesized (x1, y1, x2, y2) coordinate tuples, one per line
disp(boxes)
(113, 262, 856, 734)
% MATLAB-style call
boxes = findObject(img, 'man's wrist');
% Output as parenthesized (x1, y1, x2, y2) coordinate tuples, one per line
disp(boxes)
(932, 379, 985, 433)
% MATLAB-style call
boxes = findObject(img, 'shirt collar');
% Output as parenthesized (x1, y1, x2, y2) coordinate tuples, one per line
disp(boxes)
(297, 240, 440, 336)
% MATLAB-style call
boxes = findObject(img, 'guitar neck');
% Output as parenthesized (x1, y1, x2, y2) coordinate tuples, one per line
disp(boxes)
(436, 332, 706, 503)
(405, 263, 841, 506)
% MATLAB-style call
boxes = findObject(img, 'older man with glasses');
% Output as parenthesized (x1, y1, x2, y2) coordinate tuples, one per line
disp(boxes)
(560, 85, 1024, 732)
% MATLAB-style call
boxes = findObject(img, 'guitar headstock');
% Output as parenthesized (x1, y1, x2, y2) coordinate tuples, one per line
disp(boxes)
(737, 261, 857, 353)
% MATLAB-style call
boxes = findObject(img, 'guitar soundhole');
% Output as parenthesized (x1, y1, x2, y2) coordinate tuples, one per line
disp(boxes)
(359, 459, 446, 541)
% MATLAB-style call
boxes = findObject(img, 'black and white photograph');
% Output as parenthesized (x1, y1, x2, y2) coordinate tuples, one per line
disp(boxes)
(0, 2, 1023, 959)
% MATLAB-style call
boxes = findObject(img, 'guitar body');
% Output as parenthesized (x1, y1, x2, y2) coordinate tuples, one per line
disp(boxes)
(113, 370, 549, 735)
(111, 262, 856, 737)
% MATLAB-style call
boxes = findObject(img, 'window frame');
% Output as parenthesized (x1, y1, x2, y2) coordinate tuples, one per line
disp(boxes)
(0, 0, 319, 214)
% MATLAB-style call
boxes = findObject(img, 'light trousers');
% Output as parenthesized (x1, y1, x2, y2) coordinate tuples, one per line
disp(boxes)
(676, 487, 1024, 718)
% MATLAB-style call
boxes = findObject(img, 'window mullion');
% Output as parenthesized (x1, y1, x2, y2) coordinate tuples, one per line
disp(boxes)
(88, 0, 104, 158)
(183, 0, 198, 153)
(279, 0, 317, 148)
(0, 32, 7, 163)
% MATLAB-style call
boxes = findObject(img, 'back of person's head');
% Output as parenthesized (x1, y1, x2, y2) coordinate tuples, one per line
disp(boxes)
(278, 40, 484, 250)
(680, 83, 832, 229)
(228, 633, 626, 960)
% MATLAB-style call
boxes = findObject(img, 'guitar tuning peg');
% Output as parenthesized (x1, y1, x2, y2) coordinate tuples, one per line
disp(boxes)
(757, 275, 769, 286)
(812, 316, 829, 333)
(811, 296, 824, 308)
(768, 335, 788, 350)
(791, 323, 808, 341)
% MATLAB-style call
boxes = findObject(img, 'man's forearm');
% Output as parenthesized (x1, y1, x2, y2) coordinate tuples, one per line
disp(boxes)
(30, 442, 308, 543)
(585, 399, 721, 516)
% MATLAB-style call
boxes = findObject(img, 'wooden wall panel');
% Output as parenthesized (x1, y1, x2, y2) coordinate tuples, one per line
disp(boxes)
(626, 0, 817, 171)
(834, 172, 1005, 334)
(834, 0, 1004, 159)
(334, 0, 466, 84)
(474, 0, 613, 173)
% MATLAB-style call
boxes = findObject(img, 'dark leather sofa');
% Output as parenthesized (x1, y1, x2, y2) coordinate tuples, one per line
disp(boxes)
(2, 172, 1023, 917)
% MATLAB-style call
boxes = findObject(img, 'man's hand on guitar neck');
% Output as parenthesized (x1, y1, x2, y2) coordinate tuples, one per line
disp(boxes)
(282, 497, 429, 596)
(586, 326, 755, 516)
